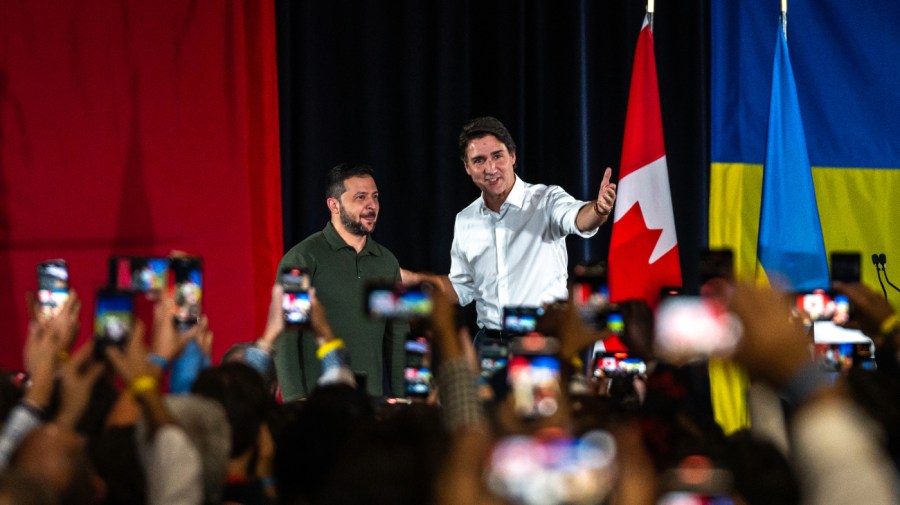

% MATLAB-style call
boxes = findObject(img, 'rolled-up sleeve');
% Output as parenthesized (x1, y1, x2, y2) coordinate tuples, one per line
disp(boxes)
(544, 186, 598, 239)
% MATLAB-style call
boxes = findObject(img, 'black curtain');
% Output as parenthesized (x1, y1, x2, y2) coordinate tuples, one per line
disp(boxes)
(276, 0, 709, 292)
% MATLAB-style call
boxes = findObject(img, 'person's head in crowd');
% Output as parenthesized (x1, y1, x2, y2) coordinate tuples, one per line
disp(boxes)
(192, 362, 272, 461)
(722, 430, 800, 505)
(325, 163, 379, 238)
(316, 404, 449, 505)
(220, 343, 279, 396)
(154, 395, 231, 505)
(12, 424, 105, 505)
(274, 383, 374, 505)
(845, 367, 900, 470)
(89, 425, 147, 505)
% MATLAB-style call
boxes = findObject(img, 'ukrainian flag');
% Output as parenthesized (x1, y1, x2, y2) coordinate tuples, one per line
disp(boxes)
(709, 1, 900, 433)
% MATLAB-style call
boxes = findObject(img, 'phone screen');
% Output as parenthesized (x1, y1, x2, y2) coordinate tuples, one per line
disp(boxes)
(280, 268, 311, 325)
(508, 336, 562, 420)
(572, 277, 612, 330)
(37, 260, 69, 320)
(365, 283, 432, 319)
(487, 430, 617, 505)
(814, 342, 876, 373)
(404, 335, 433, 397)
(654, 296, 741, 363)
(94, 290, 134, 357)
(792, 290, 850, 325)
(111, 257, 170, 292)
(171, 257, 203, 331)
(502, 306, 544, 334)
(592, 351, 647, 379)
(478, 339, 509, 379)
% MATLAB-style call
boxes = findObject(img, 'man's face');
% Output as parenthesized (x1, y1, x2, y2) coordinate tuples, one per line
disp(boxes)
(332, 175, 379, 236)
(464, 134, 516, 202)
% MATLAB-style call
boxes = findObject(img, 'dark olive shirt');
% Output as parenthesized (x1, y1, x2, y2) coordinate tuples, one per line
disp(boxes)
(274, 222, 406, 400)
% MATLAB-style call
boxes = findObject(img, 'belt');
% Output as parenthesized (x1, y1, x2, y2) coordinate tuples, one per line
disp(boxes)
(479, 328, 520, 341)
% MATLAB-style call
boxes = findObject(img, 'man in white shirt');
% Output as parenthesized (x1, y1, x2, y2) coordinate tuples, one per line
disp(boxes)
(405, 116, 616, 341)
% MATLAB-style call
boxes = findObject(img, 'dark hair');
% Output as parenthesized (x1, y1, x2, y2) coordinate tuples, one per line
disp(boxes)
(326, 163, 376, 199)
(191, 362, 272, 457)
(457, 116, 517, 163)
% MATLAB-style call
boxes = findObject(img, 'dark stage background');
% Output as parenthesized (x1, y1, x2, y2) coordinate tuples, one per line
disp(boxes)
(276, 0, 709, 291)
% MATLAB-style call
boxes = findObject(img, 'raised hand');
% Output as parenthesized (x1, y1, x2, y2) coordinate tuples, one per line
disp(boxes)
(594, 167, 617, 217)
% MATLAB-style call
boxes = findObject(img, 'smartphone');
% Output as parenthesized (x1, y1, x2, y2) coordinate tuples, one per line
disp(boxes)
(37, 259, 69, 320)
(109, 256, 169, 292)
(364, 282, 432, 319)
(94, 289, 134, 359)
(507, 335, 562, 420)
(280, 267, 311, 325)
(404, 335, 433, 398)
(699, 248, 735, 285)
(830, 252, 861, 284)
(170, 257, 203, 331)
(572, 270, 612, 330)
(654, 296, 742, 363)
(814, 342, 876, 373)
(486, 430, 617, 505)
(502, 306, 544, 334)
(792, 289, 851, 325)
(592, 351, 647, 379)
(478, 339, 509, 379)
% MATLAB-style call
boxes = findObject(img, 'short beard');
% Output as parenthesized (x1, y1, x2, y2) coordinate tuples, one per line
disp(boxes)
(339, 204, 373, 237)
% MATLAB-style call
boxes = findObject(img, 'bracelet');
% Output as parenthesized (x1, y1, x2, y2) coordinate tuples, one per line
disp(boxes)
(147, 353, 169, 370)
(129, 375, 159, 396)
(316, 339, 345, 361)
(879, 314, 900, 337)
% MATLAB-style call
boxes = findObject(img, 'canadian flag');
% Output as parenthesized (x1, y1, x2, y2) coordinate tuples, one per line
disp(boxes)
(608, 15, 682, 311)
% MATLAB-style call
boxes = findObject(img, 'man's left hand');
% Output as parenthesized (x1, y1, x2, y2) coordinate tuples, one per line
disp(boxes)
(595, 167, 617, 216)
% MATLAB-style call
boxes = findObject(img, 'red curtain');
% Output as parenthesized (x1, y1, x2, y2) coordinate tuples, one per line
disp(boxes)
(0, 1, 283, 368)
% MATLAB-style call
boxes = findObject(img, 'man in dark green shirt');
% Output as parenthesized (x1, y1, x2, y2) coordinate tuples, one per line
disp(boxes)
(274, 163, 407, 400)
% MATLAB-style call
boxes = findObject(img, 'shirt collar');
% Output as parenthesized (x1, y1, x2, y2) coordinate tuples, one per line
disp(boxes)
(479, 174, 525, 215)
(322, 221, 382, 256)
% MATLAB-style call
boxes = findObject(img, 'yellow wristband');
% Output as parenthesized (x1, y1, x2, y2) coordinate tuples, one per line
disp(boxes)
(56, 350, 70, 363)
(316, 339, 345, 361)
(129, 375, 159, 396)
(880, 314, 900, 336)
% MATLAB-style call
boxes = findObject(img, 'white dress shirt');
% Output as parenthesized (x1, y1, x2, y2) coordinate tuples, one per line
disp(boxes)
(449, 175, 597, 329)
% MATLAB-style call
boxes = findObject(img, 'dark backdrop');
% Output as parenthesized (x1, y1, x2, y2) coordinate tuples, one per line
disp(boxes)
(275, 0, 709, 291)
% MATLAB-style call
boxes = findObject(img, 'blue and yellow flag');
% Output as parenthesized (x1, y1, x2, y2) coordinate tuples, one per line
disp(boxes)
(757, 16, 828, 290)
(709, 1, 900, 434)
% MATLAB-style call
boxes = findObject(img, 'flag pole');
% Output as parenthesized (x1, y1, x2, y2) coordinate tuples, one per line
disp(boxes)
(648, 0, 655, 32)
(781, 0, 788, 39)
